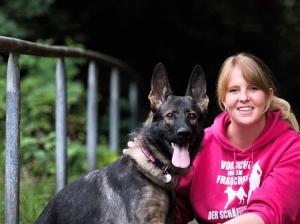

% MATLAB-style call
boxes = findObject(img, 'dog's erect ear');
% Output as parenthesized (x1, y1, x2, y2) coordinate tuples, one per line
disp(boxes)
(185, 65, 209, 116)
(148, 62, 173, 110)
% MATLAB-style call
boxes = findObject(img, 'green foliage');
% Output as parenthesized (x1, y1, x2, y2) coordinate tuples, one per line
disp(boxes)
(3, 0, 54, 19)
(68, 139, 119, 182)
(0, 57, 6, 142)
(0, 13, 26, 37)
(19, 173, 55, 224)
(17, 55, 87, 176)
(0, 0, 55, 38)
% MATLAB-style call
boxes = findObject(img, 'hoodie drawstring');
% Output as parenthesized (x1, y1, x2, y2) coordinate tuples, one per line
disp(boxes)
(233, 150, 237, 178)
(251, 147, 254, 167)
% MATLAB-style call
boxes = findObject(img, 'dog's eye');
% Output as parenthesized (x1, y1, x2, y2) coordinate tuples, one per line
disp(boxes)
(188, 113, 197, 120)
(166, 113, 175, 119)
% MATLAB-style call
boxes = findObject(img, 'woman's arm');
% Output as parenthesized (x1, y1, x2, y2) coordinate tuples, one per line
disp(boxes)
(223, 213, 264, 224)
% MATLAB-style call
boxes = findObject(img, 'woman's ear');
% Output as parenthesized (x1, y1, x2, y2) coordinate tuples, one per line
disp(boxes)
(269, 88, 274, 97)
(221, 99, 227, 111)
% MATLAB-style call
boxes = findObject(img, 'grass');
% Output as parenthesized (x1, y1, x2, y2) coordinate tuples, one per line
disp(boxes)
(0, 167, 55, 223)
(0, 144, 119, 223)
(20, 169, 55, 223)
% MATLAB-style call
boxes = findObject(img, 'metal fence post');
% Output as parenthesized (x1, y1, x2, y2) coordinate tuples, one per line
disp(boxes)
(129, 82, 138, 131)
(5, 53, 20, 224)
(55, 58, 67, 192)
(109, 67, 120, 151)
(87, 61, 98, 172)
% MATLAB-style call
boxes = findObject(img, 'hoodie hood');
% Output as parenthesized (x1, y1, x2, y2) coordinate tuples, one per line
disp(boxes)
(210, 109, 291, 153)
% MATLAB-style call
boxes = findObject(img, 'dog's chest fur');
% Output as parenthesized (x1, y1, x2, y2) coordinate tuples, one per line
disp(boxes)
(88, 157, 172, 223)
(129, 182, 170, 224)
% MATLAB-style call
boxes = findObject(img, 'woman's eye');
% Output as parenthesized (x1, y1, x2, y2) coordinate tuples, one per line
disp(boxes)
(228, 88, 238, 93)
(249, 85, 259, 91)
(166, 113, 175, 119)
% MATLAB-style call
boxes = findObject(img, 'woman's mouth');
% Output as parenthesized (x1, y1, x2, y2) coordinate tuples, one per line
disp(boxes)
(237, 106, 254, 111)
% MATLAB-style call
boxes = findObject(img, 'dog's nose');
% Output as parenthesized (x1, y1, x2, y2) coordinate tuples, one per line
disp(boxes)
(177, 127, 192, 141)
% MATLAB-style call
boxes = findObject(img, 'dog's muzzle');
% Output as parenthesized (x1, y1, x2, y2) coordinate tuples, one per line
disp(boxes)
(176, 127, 192, 144)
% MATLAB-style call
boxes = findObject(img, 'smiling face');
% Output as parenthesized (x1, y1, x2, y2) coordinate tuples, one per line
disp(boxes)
(222, 66, 273, 128)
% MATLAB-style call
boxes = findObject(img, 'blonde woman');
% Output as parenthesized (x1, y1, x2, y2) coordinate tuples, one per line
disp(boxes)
(176, 52, 300, 224)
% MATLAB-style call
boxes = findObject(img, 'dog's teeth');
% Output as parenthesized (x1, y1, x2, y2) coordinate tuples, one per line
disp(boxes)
(171, 143, 175, 148)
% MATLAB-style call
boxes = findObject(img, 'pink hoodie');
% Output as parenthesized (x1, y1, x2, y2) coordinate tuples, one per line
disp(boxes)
(176, 110, 300, 224)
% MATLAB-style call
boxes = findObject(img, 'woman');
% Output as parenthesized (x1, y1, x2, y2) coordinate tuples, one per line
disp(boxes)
(176, 52, 300, 224)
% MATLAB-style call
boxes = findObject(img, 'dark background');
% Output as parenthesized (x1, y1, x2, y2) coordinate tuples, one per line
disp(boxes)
(16, 0, 300, 123)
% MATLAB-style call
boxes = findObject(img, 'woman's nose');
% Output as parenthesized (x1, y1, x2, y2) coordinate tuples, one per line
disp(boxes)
(239, 90, 249, 102)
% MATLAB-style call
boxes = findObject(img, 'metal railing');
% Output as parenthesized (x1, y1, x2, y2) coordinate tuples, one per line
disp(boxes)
(0, 36, 140, 224)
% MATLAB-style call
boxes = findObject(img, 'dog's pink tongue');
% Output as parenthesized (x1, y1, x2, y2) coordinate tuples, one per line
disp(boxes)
(171, 144, 190, 168)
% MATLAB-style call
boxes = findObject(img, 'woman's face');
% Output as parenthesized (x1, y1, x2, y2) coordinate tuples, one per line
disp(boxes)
(222, 66, 273, 128)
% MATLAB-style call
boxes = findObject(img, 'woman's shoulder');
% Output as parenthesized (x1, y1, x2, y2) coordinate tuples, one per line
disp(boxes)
(204, 125, 213, 135)
(276, 128, 300, 150)
(204, 126, 216, 140)
(283, 128, 300, 140)
(198, 126, 220, 153)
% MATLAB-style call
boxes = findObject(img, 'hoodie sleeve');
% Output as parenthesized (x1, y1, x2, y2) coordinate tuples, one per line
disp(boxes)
(176, 163, 196, 224)
(246, 142, 300, 224)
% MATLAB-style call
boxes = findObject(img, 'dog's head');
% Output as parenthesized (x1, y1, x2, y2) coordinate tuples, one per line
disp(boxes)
(144, 62, 209, 171)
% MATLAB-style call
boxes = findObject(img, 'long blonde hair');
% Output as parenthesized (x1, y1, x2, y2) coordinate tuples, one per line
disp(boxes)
(217, 52, 299, 131)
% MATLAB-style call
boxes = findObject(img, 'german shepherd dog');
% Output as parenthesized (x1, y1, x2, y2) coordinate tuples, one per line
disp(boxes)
(36, 63, 209, 224)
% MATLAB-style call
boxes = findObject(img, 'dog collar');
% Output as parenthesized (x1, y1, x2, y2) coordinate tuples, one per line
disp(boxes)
(140, 147, 172, 183)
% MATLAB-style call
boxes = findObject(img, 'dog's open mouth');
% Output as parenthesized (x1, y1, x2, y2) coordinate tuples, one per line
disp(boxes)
(171, 143, 190, 168)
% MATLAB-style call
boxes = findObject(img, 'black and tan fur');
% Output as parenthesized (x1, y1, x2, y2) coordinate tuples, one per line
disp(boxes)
(36, 63, 209, 224)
